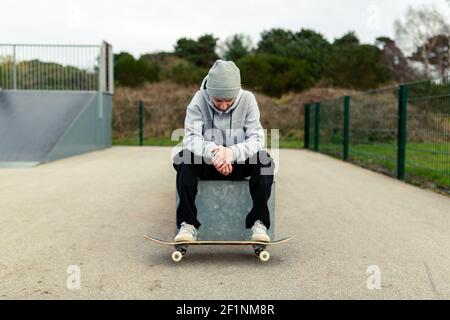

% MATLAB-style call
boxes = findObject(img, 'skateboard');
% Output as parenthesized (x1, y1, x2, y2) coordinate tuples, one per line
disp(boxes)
(144, 235, 293, 262)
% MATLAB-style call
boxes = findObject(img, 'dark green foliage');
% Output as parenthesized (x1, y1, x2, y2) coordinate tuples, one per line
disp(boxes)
(114, 53, 159, 87)
(174, 34, 219, 68)
(167, 61, 207, 86)
(257, 28, 331, 81)
(114, 52, 134, 62)
(257, 28, 296, 55)
(222, 34, 253, 61)
(111, 28, 397, 94)
(237, 54, 314, 97)
(325, 32, 390, 90)
(288, 29, 331, 81)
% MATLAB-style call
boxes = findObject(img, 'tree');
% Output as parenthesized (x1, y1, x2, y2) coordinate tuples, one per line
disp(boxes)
(256, 28, 295, 56)
(256, 28, 331, 80)
(174, 34, 219, 68)
(410, 34, 449, 78)
(333, 32, 359, 46)
(289, 29, 331, 80)
(114, 52, 134, 63)
(220, 34, 253, 61)
(256, 28, 296, 56)
(237, 54, 314, 97)
(394, 4, 450, 78)
(325, 32, 390, 89)
(167, 61, 207, 85)
(114, 53, 159, 87)
(376, 37, 418, 82)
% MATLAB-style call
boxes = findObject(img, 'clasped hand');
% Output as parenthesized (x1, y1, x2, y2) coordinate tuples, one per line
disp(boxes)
(210, 146, 234, 176)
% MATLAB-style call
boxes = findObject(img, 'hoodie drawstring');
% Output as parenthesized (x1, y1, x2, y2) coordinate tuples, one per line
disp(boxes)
(212, 111, 215, 140)
(229, 109, 233, 132)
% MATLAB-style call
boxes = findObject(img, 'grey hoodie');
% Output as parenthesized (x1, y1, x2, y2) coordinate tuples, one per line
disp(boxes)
(183, 76, 265, 162)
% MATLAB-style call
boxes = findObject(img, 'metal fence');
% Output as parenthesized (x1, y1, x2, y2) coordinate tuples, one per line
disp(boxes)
(304, 77, 450, 195)
(0, 42, 113, 93)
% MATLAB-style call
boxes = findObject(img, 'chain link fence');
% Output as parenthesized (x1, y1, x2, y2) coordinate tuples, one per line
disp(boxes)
(0, 42, 113, 93)
(305, 77, 450, 195)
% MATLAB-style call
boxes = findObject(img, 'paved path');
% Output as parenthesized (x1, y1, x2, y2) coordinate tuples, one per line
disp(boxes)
(0, 147, 449, 299)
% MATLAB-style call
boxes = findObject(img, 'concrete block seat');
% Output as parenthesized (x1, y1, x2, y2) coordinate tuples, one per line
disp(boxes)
(176, 177, 275, 240)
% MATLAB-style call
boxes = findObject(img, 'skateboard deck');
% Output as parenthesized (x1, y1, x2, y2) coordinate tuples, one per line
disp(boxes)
(144, 235, 293, 262)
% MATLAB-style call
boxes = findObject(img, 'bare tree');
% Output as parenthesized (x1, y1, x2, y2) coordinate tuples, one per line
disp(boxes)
(376, 37, 418, 82)
(410, 35, 449, 78)
(394, 4, 450, 78)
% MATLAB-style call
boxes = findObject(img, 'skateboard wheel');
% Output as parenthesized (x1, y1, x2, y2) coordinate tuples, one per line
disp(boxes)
(172, 251, 183, 262)
(259, 250, 270, 262)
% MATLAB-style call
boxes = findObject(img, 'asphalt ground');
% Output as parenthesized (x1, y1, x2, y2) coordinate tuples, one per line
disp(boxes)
(1, 146, 449, 299)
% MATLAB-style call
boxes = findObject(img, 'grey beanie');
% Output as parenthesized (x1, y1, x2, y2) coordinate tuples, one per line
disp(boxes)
(206, 59, 241, 99)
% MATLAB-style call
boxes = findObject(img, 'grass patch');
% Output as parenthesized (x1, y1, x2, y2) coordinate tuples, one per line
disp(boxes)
(114, 137, 304, 148)
(318, 142, 449, 192)
(113, 137, 448, 192)
(268, 138, 303, 149)
(113, 137, 180, 146)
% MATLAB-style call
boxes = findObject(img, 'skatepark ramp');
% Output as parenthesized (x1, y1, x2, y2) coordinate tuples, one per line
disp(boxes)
(0, 42, 113, 167)
(0, 91, 112, 167)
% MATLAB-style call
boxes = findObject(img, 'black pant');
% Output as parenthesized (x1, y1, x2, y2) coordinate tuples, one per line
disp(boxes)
(173, 149, 275, 230)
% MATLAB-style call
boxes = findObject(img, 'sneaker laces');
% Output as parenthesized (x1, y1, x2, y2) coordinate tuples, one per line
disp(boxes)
(180, 222, 196, 235)
(252, 220, 267, 233)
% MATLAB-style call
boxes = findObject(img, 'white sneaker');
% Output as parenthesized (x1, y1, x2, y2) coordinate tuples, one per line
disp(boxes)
(251, 220, 270, 242)
(175, 222, 197, 242)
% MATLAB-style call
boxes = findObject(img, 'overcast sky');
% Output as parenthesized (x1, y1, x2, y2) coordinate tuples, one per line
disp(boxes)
(1, 0, 449, 57)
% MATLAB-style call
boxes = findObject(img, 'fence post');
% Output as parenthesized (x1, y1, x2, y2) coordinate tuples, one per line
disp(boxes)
(13, 45, 17, 90)
(139, 101, 144, 146)
(397, 84, 408, 181)
(98, 43, 105, 119)
(304, 103, 311, 149)
(343, 96, 350, 161)
(314, 102, 320, 151)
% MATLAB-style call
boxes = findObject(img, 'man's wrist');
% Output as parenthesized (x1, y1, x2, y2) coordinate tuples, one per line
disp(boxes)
(208, 144, 218, 158)
(228, 146, 237, 162)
